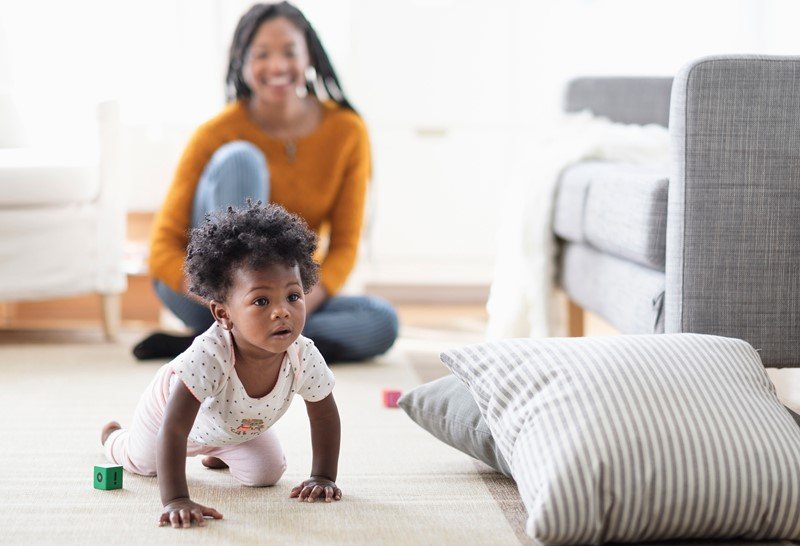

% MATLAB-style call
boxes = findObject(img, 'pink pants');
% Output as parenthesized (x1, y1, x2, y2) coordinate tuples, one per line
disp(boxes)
(104, 364, 286, 487)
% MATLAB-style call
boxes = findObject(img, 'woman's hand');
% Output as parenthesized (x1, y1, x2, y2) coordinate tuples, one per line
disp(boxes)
(289, 476, 342, 503)
(158, 497, 223, 528)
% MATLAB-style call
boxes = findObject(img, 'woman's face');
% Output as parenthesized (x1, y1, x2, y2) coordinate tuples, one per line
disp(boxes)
(243, 17, 311, 105)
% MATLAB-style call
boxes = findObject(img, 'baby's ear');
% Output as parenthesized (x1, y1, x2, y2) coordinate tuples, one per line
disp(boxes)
(209, 300, 232, 330)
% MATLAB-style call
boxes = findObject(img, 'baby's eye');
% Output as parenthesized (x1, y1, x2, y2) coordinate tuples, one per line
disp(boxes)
(288, 293, 301, 302)
(253, 297, 268, 306)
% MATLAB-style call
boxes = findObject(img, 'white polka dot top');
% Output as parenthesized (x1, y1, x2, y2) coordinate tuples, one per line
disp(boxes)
(170, 323, 335, 447)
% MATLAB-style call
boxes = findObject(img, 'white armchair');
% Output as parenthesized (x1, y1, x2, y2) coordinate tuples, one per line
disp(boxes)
(0, 99, 127, 340)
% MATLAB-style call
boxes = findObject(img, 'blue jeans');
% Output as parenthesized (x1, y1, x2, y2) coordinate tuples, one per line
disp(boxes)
(154, 141, 398, 362)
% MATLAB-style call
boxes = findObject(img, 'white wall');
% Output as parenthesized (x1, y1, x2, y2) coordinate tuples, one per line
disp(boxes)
(2, 0, 800, 283)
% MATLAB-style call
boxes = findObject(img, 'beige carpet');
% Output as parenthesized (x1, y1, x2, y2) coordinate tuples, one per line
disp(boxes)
(0, 327, 526, 545)
(1, 326, 798, 546)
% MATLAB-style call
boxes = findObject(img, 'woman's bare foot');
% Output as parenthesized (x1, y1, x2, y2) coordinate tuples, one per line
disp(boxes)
(101, 421, 121, 446)
(202, 456, 229, 470)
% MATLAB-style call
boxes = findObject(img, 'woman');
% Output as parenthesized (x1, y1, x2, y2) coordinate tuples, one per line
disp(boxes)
(134, 2, 398, 362)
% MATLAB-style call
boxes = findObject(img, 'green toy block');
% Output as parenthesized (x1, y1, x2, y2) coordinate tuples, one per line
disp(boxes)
(94, 464, 123, 490)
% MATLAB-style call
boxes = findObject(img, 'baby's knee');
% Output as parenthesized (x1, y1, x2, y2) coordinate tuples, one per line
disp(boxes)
(104, 428, 158, 477)
(236, 457, 287, 487)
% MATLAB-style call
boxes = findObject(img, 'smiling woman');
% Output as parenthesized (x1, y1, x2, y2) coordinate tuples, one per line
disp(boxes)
(135, 2, 398, 363)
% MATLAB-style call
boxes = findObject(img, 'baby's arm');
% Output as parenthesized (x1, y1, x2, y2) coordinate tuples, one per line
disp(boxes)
(156, 382, 223, 527)
(290, 393, 342, 502)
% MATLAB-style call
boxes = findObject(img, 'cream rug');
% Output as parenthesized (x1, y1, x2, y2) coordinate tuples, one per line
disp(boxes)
(0, 328, 526, 546)
(1, 326, 798, 546)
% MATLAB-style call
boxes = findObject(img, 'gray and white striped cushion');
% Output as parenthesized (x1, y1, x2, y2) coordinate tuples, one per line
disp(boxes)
(440, 334, 800, 545)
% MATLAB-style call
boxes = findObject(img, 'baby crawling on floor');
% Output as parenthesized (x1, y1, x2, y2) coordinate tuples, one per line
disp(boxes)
(102, 201, 342, 528)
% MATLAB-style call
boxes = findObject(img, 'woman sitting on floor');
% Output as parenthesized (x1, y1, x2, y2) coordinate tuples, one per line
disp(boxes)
(134, 1, 398, 363)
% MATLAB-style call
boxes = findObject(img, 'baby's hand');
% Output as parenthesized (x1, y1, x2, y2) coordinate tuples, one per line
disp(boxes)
(158, 497, 223, 528)
(289, 476, 342, 503)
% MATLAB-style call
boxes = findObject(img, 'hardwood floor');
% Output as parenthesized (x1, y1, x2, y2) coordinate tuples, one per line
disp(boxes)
(0, 275, 161, 329)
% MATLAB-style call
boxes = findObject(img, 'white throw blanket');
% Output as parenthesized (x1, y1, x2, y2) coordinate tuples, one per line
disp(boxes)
(486, 112, 670, 339)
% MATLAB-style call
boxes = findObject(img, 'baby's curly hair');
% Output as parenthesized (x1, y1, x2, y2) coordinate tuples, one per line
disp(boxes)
(185, 201, 319, 302)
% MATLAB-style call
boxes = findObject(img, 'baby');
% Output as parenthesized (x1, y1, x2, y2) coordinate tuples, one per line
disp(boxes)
(101, 201, 341, 528)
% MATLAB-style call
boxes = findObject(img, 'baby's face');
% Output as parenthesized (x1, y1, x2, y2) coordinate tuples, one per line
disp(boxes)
(224, 262, 306, 360)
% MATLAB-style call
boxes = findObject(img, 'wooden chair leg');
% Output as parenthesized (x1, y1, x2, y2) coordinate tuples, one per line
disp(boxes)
(101, 294, 121, 342)
(567, 298, 585, 337)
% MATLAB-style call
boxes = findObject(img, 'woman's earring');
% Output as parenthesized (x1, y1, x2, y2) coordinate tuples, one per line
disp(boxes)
(295, 66, 315, 98)
(305, 66, 317, 85)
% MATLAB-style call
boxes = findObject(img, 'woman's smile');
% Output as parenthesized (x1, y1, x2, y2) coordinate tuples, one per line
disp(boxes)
(266, 75, 293, 88)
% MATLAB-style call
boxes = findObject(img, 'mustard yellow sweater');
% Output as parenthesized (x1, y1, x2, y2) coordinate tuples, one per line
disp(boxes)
(149, 100, 371, 295)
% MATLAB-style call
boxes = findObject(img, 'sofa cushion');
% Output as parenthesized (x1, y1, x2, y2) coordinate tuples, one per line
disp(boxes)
(553, 161, 668, 270)
(0, 204, 107, 300)
(552, 163, 592, 243)
(0, 148, 99, 207)
(560, 242, 665, 334)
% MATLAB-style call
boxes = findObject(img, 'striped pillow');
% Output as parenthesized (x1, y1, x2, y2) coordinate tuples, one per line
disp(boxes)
(440, 334, 800, 545)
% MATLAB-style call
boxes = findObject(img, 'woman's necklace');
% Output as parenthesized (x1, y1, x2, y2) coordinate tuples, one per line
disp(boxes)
(249, 98, 319, 165)
(284, 140, 297, 163)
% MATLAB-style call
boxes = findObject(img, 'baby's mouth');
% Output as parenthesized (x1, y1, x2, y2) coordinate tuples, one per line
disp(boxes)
(272, 328, 292, 337)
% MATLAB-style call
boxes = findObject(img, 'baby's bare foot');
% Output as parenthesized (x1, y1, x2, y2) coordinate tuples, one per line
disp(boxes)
(202, 456, 229, 470)
(101, 421, 121, 446)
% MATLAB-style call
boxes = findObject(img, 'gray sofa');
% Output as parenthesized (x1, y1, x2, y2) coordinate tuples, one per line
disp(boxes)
(553, 55, 800, 367)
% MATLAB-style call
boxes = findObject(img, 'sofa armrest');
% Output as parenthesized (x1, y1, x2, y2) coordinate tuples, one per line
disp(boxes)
(666, 55, 800, 367)
(564, 77, 673, 127)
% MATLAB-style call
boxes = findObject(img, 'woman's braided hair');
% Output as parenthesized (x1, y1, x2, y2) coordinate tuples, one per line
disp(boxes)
(185, 200, 319, 302)
(226, 1, 356, 113)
